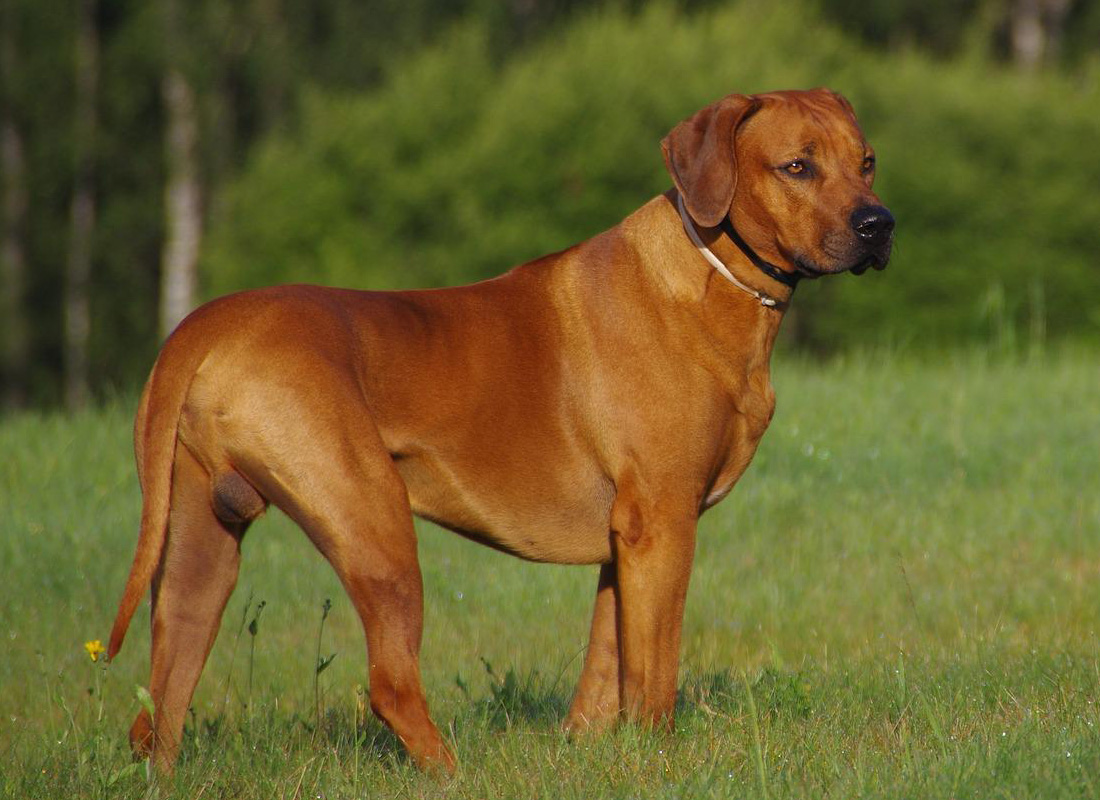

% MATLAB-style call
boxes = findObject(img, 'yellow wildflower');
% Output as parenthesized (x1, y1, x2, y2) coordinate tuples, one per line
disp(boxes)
(84, 639, 106, 663)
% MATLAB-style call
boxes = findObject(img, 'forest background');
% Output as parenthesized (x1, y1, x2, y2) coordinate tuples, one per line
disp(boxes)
(2, 0, 1099, 410)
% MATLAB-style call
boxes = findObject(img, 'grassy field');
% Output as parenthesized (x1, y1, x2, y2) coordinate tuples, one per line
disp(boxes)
(1, 350, 1099, 798)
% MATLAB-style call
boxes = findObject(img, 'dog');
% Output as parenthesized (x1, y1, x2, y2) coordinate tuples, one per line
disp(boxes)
(107, 88, 893, 772)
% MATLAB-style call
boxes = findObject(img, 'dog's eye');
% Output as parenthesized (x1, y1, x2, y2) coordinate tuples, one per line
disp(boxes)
(784, 160, 808, 176)
(862, 155, 876, 173)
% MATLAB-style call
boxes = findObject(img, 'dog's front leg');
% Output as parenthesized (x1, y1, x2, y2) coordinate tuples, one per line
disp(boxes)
(609, 488, 697, 727)
(565, 562, 621, 731)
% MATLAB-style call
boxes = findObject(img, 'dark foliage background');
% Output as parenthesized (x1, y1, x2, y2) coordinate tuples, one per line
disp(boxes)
(2, 0, 1098, 407)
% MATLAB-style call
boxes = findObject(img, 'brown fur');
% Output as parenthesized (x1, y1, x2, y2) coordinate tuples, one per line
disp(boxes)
(108, 88, 892, 772)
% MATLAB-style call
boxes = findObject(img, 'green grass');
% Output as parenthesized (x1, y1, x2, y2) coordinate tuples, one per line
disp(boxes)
(2, 350, 1099, 798)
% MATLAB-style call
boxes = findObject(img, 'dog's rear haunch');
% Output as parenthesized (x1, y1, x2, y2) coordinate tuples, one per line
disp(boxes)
(108, 88, 893, 773)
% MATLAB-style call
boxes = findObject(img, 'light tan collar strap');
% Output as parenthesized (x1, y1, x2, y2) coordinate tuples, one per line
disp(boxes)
(676, 193, 787, 310)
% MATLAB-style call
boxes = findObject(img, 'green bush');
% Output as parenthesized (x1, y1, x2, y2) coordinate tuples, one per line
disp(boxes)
(203, 2, 1100, 352)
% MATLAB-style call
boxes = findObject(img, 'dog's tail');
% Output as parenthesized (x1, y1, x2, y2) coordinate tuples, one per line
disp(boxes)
(107, 335, 199, 662)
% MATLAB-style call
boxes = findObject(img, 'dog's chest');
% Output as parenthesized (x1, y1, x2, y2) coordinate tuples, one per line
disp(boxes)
(702, 372, 775, 510)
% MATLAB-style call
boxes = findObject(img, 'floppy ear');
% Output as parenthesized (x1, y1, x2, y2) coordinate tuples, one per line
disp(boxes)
(661, 93, 760, 228)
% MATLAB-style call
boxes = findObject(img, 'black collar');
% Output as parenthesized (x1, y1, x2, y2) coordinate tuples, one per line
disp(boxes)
(716, 217, 802, 290)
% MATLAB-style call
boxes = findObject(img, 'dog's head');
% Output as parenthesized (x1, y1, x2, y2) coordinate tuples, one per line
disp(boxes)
(662, 88, 893, 277)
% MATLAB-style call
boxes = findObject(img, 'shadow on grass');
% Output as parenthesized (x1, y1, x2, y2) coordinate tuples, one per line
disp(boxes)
(172, 664, 817, 772)
(678, 667, 814, 720)
(179, 705, 412, 769)
(451, 660, 816, 730)
(454, 657, 571, 731)
(176, 659, 573, 770)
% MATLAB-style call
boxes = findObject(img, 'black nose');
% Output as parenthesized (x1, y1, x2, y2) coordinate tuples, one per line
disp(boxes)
(850, 205, 895, 244)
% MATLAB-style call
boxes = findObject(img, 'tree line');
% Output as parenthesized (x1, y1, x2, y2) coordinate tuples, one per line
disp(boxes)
(1, 0, 1097, 411)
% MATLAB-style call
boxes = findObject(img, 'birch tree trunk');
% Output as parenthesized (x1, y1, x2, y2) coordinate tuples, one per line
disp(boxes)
(159, 64, 201, 339)
(1, 0, 29, 409)
(1010, 0, 1074, 71)
(64, 0, 98, 410)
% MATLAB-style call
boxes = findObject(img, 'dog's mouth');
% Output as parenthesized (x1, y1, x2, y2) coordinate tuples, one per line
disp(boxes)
(794, 259, 827, 279)
(850, 233, 894, 275)
(808, 244, 892, 277)
(850, 253, 888, 276)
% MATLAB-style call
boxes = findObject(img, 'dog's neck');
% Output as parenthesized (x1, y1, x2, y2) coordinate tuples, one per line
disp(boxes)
(674, 192, 797, 311)
(715, 216, 801, 291)
(602, 194, 786, 385)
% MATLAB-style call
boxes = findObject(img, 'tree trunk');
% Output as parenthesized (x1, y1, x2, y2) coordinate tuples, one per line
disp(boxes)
(1041, 0, 1073, 65)
(159, 67, 201, 338)
(65, 0, 98, 411)
(1010, 0, 1044, 70)
(252, 0, 290, 131)
(64, 0, 99, 409)
(1010, 0, 1075, 70)
(1, 0, 29, 410)
(158, 0, 201, 339)
(1, 116, 28, 410)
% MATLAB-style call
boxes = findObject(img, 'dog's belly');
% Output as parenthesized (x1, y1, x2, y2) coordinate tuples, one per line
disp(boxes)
(394, 452, 615, 565)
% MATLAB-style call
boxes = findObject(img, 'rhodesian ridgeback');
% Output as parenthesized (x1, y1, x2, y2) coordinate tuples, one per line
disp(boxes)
(108, 88, 893, 772)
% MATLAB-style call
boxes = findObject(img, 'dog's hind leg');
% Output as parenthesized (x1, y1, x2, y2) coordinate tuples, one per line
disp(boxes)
(134, 444, 247, 772)
(315, 496, 454, 772)
(236, 377, 455, 772)
(293, 470, 453, 770)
